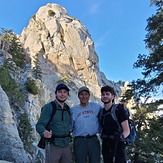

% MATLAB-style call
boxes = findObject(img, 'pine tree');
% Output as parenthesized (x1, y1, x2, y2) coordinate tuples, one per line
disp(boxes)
(122, 2, 163, 162)
(32, 55, 42, 80)
(0, 28, 26, 68)
(18, 111, 34, 153)
(132, 0, 163, 98)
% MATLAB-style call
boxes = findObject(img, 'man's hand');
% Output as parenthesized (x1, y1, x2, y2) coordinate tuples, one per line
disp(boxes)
(113, 131, 124, 142)
(43, 130, 52, 138)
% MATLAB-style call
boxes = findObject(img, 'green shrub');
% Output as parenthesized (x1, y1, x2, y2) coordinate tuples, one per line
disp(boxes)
(0, 61, 25, 105)
(26, 78, 38, 95)
(48, 10, 56, 16)
(32, 55, 42, 80)
(18, 111, 34, 153)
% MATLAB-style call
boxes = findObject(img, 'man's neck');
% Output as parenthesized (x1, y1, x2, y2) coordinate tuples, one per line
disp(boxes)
(79, 102, 89, 107)
(56, 99, 65, 108)
(104, 102, 113, 111)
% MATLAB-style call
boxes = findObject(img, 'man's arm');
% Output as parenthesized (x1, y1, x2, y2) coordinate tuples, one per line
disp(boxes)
(121, 120, 130, 138)
(36, 103, 52, 137)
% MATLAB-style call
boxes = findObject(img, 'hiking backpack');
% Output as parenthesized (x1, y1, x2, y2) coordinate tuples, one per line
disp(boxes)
(99, 104, 137, 145)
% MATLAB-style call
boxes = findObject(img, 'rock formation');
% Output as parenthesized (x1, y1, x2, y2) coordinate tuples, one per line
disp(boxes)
(0, 86, 30, 162)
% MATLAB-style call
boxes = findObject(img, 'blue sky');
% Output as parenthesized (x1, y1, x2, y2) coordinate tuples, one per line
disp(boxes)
(0, 0, 156, 82)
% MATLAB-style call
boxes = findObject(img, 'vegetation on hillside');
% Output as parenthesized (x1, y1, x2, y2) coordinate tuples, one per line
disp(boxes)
(0, 61, 25, 106)
(18, 111, 35, 153)
(0, 28, 36, 152)
(121, 1, 163, 162)
(0, 28, 26, 68)
(32, 54, 42, 80)
(26, 78, 39, 95)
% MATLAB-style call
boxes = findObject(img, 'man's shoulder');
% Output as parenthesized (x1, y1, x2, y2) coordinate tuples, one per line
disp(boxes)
(114, 103, 125, 112)
(89, 102, 102, 108)
(39, 102, 53, 116)
(71, 104, 80, 110)
(71, 104, 79, 108)
(89, 101, 97, 105)
(70, 105, 81, 114)
(42, 100, 60, 111)
(42, 101, 52, 109)
(114, 103, 127, 120)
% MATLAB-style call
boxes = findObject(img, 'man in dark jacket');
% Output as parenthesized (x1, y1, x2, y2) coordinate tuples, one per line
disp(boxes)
(36, 83, 72, 163)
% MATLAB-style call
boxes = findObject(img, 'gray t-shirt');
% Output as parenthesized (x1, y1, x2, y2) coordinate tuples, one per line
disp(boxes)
(71, 102, 102, 136)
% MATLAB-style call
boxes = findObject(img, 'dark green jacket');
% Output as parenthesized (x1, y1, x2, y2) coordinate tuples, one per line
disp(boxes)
(36, 100, 71, 147)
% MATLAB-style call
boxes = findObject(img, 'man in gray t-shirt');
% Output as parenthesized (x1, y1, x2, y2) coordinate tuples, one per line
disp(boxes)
(71, 86, 102, 163)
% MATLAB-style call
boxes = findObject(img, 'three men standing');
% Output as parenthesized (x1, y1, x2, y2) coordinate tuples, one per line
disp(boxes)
(36, 84, 130, 163)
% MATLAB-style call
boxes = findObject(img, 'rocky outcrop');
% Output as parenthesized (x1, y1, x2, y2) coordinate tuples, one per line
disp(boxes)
(19, 2, 124, 132)
(0, 86, 30, 162)
(20, 3, 122, 99)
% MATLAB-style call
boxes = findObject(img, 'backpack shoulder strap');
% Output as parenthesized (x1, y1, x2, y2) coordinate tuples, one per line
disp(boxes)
(98, 108, 104, 120)
(65, 103, 70, 115)
(111, 104, 118, 121)
(99, 108, 105, 124)
(50, 101, 57, 118)
(45, 101, 57, 129)
(111, 104, 122, 132)
(51, 101, 70, 121)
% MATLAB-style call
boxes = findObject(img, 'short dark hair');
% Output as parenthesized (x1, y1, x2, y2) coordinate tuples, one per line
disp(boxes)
(101, 85, 116, 96)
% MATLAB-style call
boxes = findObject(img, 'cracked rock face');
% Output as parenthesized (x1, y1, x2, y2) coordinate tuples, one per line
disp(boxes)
(0, 86, 30, 162)
(20, 3, 122, 98)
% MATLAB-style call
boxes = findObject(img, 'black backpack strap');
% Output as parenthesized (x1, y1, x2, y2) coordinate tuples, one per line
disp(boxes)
(64, 103, 70, 115)
(98, 108, 104, 126)
(99, 108, 113, 127)
(46, 101, 56, 129)
(50, 101, 57, 117)
(98, 108, 103, 120)
(51, 101, 70, 121)
(111, 104, 123, 133)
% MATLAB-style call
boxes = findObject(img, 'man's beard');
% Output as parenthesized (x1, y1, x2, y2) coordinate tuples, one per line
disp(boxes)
(101, 99, 111, 104)
(56, 96, 66, 103)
